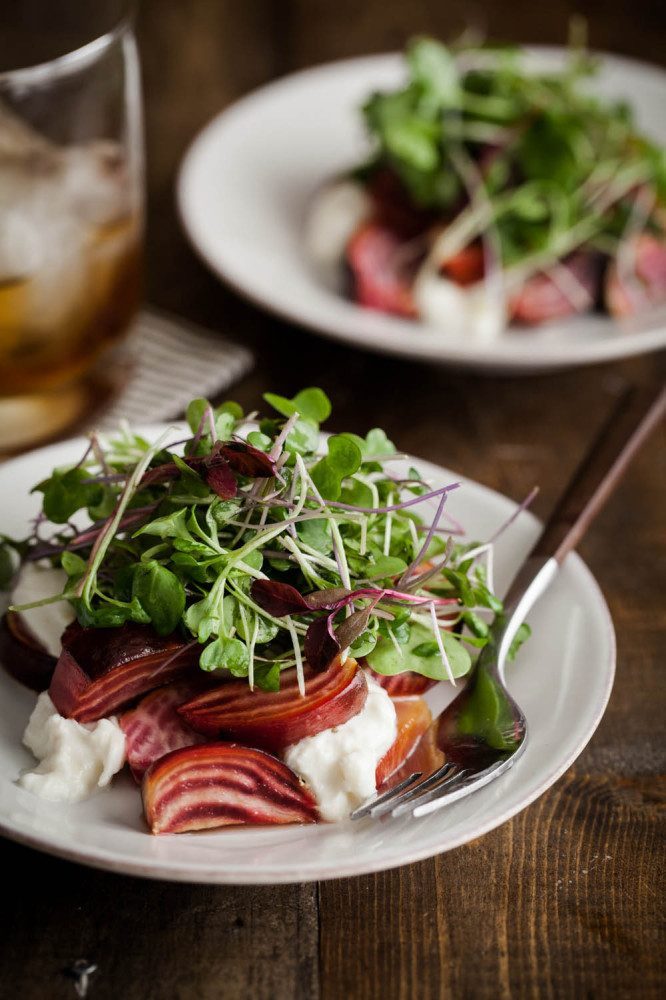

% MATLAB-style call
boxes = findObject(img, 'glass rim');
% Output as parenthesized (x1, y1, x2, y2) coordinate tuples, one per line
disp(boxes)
(0, 2, 135, 87)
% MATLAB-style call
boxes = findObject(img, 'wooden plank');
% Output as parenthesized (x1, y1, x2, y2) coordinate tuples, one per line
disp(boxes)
(0, 840, 319, 1000)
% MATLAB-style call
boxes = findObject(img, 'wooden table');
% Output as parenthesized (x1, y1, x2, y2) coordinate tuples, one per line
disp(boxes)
(2, 2, 665, 997)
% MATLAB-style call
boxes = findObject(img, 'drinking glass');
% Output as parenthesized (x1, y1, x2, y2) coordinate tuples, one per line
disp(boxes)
(0, 1, 143, 452)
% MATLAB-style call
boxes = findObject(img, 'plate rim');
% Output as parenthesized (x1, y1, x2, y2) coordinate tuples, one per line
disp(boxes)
(0, 428, 616, 883)
(176, 46, 666, 373)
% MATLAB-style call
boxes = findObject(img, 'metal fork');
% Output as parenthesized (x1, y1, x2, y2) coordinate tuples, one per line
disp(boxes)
(351, 384, 665, 822)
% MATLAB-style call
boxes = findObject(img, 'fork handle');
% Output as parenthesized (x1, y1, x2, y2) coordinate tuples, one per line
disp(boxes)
(497, 383, 665, 661)
(531, 383, 665, 565)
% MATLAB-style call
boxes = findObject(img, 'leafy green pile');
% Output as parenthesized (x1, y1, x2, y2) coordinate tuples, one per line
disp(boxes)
(4, 389, 528, 692)
(361, 37, 665, 276)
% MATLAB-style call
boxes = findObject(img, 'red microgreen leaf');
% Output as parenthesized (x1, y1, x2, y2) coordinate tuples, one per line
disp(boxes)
(304, 613, 339, 672)
(219, 442, 277, 478)
(250, 580, 312, 616)
(203, 458, 237, 500)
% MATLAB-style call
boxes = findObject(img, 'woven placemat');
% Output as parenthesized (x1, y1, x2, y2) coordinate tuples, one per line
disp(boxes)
(96, 309, 254, 429)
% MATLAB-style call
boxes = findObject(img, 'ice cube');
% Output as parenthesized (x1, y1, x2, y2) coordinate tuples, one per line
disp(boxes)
(61, 140, 132, 227)
(0, 209, 43, 282)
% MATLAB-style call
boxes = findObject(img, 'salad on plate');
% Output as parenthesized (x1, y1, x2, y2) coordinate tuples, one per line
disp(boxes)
(306, 37, 666, 339)
(1, 390, 530, 833)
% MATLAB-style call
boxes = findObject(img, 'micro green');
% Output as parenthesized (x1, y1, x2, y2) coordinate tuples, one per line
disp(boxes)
(359, 36, 666, 286)
(6, 390, 528, 691)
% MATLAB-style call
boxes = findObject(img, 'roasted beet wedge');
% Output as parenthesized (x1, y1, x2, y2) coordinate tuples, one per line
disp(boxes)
(0, 611, 56, 692)
(142, 742, 318, 833)
(605, 234, 666, 317)
(49, 622, 200, 722)
(120, 682, 207, 781)
(376, 696, 433, 786)
(509, 251, 600, 325)
(346, 222, 418, 318)
(179, 656, 367, 752)
(372, 671, 438, 697)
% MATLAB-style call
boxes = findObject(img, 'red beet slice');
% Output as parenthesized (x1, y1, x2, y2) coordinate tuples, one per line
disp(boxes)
(372, 671, 438, 696)
(375, 696, 432, 786)
(179, 656, 367, 752)
(441, 243, 485, 287)
(605, 233, 666, 317)
(120, 682, 208, 781)
(49, 622, 200, 722)
(509, 252, 600, 325)
(142, 742, 318, 833)
(346, 222, 418, 318)
(0, 611, 56, 692)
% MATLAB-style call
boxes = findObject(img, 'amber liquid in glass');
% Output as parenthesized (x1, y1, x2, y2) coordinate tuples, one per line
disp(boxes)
(0, 216, 141, 396)
(0, 114, 143, 450)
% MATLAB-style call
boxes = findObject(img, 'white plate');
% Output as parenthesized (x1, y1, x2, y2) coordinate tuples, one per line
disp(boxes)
(0, 427, 615, 883)
(178, 48, 666, 373)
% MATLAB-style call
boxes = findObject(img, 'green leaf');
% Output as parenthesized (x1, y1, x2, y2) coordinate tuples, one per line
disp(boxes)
(349, 631, 378, 658)
(296, 518, 332, 554)
(361, 555, 407, 581)
(461, 611, 490, 639)
(408, 37, 460, 111)
(35, 468, 104, 524)
(254, 661, 281, 692)
(209, 499, 241, 526)
(363, 428, 396, 457)
(134, 508, 193, 542)
(247, 431, 272, 452)
(367, 621, 471, 680)
(132, 561, 185, 636)
(285, 419, 320, 457)
(214, 411, 236, 441)
(310, 435, 362, 500)
(200, 637, 249, 676)
(216, 400, 244, 421)
(383, 118, 439, 171)
(61, 551, 87, 577)
(186, 398, 211, 434)
(264, 387, 331, 424)
(88, 487, 117, 520)
(235, 611, 278, 645)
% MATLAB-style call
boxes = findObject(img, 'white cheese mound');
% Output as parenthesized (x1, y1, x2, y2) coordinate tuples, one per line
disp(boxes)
(18, 692, 126, 803)
(11, 563, 75, 658)
(284, 677, 397, 822)
(305, 179, 371, 281)
(414, 273, 506, 341)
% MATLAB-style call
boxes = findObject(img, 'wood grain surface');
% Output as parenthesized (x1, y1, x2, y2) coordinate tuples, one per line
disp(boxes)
(1, 2, 665, 998)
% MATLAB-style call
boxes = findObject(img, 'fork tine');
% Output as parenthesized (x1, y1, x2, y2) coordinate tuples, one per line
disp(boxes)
(390, 766, 474, 818)
(408, 757, 513, 818)
(357, 761, 460, 821)
(349, 772, 423, 821)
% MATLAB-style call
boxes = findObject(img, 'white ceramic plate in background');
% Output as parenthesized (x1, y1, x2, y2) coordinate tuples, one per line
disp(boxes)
(178, 48, 666, 373)
(0, 427, 615, 883)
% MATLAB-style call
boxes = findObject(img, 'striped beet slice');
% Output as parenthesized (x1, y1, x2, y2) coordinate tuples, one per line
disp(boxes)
(142, 742, 318, 833)
(120, 682, 207, 781)
(49, 622, 200, 722)
(179, 656, 367, 751)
